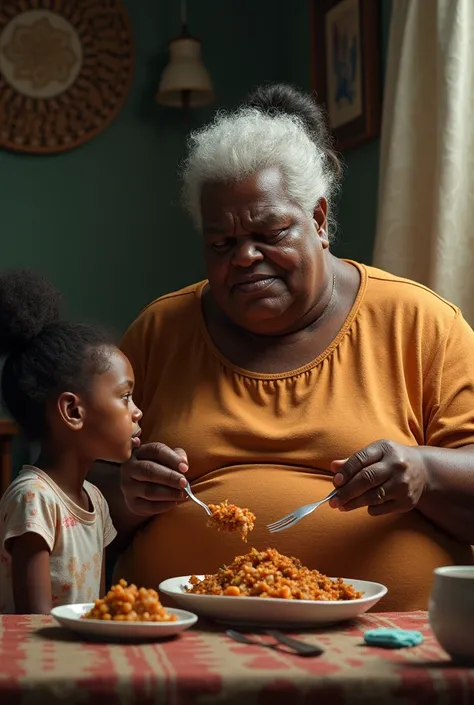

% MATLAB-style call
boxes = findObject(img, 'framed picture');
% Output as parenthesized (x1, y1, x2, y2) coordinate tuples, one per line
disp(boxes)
(310, 0, 381, 152)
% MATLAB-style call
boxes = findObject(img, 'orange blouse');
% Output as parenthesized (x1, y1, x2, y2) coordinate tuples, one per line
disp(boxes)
(117, 262, 474, 610)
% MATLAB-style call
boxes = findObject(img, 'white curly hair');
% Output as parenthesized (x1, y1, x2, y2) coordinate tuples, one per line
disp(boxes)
(181, 107, 340, 236)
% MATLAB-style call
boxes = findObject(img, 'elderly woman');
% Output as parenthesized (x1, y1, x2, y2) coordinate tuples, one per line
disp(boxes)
(91, 84, 474, 611)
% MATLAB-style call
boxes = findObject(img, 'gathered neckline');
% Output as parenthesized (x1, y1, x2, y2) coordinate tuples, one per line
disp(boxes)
(20, 466, 97, 524)
(195, 260, 368, 381)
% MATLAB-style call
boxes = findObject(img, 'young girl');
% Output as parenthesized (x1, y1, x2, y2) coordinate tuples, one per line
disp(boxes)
(0, 269, 142, 614)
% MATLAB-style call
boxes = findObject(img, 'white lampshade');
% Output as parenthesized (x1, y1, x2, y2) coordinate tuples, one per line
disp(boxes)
(157, 36, 214, 108)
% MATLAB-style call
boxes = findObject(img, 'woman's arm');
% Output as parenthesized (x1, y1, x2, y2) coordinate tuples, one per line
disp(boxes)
(415, 310, 474, 543)
(88, 445, 188, 557)
(10, 533, 52, 614)
(416, 445, 474, 544)
(332, 441, 474, 545)
(88, 460, 147, 553)
(332, 309, 474, 545)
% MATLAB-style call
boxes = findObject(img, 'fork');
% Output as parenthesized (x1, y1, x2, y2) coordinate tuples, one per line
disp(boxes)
(183, 483, 212, 516)
(267, 488, 339, 533)
(226, 629, 323, 657)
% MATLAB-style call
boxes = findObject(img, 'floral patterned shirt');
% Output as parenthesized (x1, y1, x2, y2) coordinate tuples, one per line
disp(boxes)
(0, 466, 116, 613)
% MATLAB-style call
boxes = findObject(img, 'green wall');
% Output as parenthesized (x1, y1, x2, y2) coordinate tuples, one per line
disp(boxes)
(0, 0, 281, 466)
(280, 0, 392, 262)
(1, 0, 391, 471)
(0, 0, 392, 334)
(0, 0, 282, 336)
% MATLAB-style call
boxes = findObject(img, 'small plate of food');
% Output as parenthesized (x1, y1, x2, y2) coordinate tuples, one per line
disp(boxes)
(159, 548, 387, 628)
(51, 579, 197, 640)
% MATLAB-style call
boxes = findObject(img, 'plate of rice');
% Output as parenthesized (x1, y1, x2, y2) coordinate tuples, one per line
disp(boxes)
(159, 548, 387, 627)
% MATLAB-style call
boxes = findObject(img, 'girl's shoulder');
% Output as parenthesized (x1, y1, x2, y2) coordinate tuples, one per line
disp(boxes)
(0, 466, 53, 506)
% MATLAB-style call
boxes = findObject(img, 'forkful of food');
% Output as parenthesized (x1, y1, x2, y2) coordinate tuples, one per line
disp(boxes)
(184, 483, 256, 542)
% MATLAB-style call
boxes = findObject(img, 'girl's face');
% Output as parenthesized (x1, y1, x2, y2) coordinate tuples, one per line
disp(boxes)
(80, 348, 143, 463)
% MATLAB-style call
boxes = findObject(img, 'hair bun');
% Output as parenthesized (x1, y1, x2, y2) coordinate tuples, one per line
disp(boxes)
(0, 269, 62, 356)
(245, 83, 342, 180)
(245, 83, 321, 134)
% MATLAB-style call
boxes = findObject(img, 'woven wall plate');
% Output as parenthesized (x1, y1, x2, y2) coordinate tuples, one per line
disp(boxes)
(0, 1, 134, 154)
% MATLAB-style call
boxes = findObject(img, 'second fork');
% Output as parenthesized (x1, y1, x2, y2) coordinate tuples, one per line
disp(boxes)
(267, 488, 339, 533)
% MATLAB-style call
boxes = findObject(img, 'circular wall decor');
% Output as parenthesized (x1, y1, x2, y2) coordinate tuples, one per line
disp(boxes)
(0, 1, 134, 154)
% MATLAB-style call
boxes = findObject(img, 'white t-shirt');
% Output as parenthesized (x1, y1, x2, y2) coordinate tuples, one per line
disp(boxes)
(0, 466, 117, 613)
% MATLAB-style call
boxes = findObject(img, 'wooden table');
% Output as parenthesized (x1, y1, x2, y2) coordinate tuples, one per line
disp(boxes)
(0, 611, 473, 704)
(0, 418, 19, 496)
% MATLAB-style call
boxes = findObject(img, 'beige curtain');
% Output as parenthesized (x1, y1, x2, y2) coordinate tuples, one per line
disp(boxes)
(373, 0, 474, 324)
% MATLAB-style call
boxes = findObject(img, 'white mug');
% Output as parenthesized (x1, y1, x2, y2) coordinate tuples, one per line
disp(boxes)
(428, 566, 474, 662)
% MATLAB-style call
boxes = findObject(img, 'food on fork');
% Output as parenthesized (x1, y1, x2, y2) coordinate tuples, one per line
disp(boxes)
(187, 547, 363, 600)
(206, 500, 256, 541)
(82, 579, 177, 622)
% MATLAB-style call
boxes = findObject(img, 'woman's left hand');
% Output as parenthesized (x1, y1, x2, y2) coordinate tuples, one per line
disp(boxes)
(329, 440, 428, 516)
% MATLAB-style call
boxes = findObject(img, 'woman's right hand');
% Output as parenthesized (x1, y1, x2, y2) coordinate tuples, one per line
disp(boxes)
(120, 442, 189, 516)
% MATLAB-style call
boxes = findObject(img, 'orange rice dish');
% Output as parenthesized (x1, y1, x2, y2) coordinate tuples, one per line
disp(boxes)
(187, 547, 363, 600)
(206, 500, 256, 542)
(82, 579, 177, 622)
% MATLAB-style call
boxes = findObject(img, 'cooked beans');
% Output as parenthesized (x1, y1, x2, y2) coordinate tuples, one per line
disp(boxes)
(207, 500, 256, 542)
(82, 579, 177, 622)
(187, 547, 363, 600)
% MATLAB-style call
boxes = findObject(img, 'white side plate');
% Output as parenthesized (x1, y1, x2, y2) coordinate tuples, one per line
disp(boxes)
(159, 576, 387, 628)
(51, 603, 198, 640)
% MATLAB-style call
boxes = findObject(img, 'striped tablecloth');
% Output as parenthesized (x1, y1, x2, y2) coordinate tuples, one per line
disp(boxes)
(0, 611, 472, 704)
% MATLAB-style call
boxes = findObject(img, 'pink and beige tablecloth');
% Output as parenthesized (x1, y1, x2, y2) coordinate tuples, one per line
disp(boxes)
(0, 611, 473, 704)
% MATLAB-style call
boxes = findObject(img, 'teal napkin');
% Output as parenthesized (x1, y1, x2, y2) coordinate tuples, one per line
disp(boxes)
(364, 628, 424, 649)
